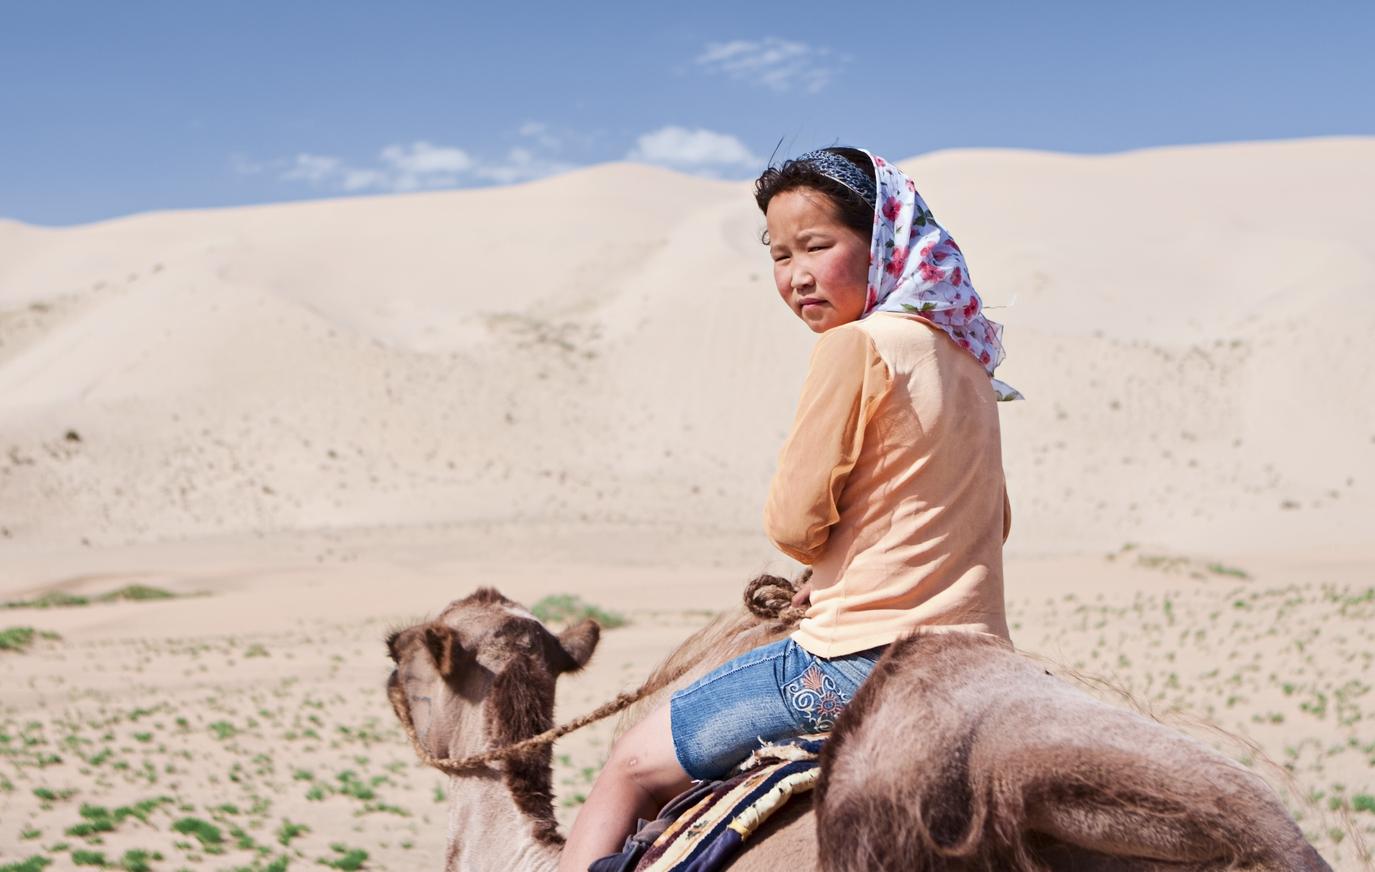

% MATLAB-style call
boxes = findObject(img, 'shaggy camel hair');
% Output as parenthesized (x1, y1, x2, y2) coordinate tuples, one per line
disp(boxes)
(386, 582, 1329, 871)
(385, 585, 816, 872)
(817, 631, 1331, 871)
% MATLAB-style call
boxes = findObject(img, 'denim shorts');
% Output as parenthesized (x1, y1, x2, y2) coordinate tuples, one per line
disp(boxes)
(668, 638, 884, 780)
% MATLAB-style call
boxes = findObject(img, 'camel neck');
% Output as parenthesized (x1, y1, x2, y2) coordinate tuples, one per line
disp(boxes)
(444, 770, 561, 872)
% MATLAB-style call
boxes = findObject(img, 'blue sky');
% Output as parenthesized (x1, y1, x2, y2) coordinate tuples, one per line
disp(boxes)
(3, 0, 1371, 226)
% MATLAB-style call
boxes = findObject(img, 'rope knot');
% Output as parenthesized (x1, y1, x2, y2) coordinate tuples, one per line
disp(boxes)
(744, 569, 809, 626)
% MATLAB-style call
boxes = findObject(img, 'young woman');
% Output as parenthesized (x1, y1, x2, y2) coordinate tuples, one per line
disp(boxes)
(561, 146, 1020, 872)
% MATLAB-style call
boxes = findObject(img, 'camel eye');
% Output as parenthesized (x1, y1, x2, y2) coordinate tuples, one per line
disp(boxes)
(385, 630, 402, 661)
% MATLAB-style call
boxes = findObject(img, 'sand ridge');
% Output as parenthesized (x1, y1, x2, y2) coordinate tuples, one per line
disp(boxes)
(2, 138, 1371, 556)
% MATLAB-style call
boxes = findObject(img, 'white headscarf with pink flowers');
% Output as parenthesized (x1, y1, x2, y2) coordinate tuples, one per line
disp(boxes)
(857, 150, 1022, 401)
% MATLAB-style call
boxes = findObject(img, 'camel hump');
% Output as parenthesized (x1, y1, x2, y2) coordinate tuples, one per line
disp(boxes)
(814, 633, 1331, 871)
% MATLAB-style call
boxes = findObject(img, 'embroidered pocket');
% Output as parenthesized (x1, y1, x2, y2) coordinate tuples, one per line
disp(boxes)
(783, 663, 852, 732)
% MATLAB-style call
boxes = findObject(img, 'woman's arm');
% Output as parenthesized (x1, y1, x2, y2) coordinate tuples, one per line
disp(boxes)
(763, 326, 891, 563)
(1002, 483, 1013, 543)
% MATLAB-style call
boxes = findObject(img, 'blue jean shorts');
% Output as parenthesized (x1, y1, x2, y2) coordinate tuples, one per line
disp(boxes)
(668, 638, 885, 780)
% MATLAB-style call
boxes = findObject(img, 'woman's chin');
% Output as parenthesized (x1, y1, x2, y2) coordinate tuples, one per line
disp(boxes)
(799, 307, 833, 333)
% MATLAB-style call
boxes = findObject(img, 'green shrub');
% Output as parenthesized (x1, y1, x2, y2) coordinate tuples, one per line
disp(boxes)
(1206, 562, 1250, 579)
(100, 585, 175, 602)
(5, 591, 89, 609)
(0, 627, 37, 651)
(172, 816, 223, 848)
(277, 819, 309, 846)
(119, 849, 161, 872)
(4, 585, 178, 609)
(321, 844, 367, 870)
(531, 594, 626, 629)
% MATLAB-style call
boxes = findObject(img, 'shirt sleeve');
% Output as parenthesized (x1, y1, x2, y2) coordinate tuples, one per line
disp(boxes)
(764, 326, 892, 564)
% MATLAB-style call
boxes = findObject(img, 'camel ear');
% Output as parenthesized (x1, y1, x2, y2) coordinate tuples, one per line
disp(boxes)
(424, 626, 468, 678)
(555, 620, 600, 673)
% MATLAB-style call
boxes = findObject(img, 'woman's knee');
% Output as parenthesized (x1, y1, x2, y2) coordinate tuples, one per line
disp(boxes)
(604, 707, 685, 794)
(605, 738, 655, 786)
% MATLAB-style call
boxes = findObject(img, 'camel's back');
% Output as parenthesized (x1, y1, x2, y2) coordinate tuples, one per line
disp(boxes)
(724, 795, 818, 872)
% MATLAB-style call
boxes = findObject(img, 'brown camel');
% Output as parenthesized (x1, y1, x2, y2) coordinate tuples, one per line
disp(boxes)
(385, 584, 1329, 871)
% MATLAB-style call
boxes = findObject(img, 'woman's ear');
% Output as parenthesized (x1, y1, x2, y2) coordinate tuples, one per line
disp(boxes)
(554, 620, 600, 673)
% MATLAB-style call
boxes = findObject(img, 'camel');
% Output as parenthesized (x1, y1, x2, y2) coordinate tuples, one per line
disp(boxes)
(385, 582, 1330, 871)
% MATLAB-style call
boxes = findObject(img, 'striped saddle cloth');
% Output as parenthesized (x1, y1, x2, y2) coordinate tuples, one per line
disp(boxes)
(589, 735, 825, 872)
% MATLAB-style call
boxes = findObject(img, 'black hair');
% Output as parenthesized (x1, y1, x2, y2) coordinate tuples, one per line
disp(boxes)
(753, 146, 876, 244)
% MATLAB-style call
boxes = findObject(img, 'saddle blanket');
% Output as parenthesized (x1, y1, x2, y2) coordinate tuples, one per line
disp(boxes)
(589, 735, 826, 872)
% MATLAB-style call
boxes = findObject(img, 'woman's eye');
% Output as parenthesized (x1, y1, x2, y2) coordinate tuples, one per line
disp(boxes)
(807, 245, 829, 253)
(773, 254, 790, 263)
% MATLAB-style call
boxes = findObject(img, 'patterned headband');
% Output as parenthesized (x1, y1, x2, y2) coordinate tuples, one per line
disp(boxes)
(795, 148, 877, 209)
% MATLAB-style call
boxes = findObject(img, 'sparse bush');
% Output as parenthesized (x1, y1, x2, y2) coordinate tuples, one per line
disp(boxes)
(119, 849, 161, 872)
(531, 594, 626, 629)
(4, 585, 178, 609)
(172, 816, 223, 848)
(321, 843, 368, 870)
(0, 627, 37, 651)
(1207, 562, 1250, 579)
(101, 585, 175, 602)
(209, 721, 237, 740)
(278, 819, 309, 846)
(4, 591, 89, 609)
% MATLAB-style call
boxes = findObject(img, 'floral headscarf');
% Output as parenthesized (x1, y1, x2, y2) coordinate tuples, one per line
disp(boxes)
(825, 149, 1023, 401)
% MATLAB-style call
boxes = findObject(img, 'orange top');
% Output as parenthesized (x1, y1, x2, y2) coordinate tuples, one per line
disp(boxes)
(764, 312, 1012, 657)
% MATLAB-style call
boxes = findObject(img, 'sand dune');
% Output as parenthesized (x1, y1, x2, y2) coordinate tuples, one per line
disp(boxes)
(2, 138, 1373, 869)
(2, 139, 1371, 562)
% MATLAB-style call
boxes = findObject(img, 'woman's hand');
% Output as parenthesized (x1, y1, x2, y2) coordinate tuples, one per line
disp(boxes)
(790, 581, 813, 609)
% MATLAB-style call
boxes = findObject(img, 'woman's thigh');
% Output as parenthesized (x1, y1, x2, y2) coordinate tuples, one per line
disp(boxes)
(668, 639, 883, 780)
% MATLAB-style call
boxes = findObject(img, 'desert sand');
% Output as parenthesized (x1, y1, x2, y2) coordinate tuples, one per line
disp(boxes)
(1, 137, 1372, 870)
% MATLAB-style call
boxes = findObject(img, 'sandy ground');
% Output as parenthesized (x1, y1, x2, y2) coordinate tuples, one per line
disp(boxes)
(2, 137, 1374, 869)
(1, 538, 1371, 870)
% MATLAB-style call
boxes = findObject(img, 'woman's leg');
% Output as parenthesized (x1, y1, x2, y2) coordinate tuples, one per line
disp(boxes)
(559, 638, 878, 871)
(558, 702, 688, 872)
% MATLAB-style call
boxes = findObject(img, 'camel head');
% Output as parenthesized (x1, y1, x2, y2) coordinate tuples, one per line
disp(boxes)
(385, 585, 599, 779)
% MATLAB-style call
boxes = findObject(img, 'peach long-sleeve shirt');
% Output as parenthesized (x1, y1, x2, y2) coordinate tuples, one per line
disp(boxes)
(765, 312, 1012, 658)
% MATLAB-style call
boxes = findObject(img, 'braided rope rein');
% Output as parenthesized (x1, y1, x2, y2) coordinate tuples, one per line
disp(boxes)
(393, 657, 696, 775)
(396, 572, 805, 776)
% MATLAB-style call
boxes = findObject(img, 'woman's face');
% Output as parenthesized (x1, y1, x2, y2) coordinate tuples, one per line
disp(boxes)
(766, 188, 871, 333)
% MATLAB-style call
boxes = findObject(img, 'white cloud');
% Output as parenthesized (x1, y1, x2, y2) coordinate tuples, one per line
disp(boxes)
(472, 147, 575, 184)
(695, 37, 838, 93)
(269, 141, 472, 193)
(340, 168, 390, 192)
(264, 132, 574, 193)
(229, 154, 266, 175)
(627, 126, 759, 168)
(379, 141, 474, 175)
(281, 153, 344, 183)
(517, 120, 562, 150)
